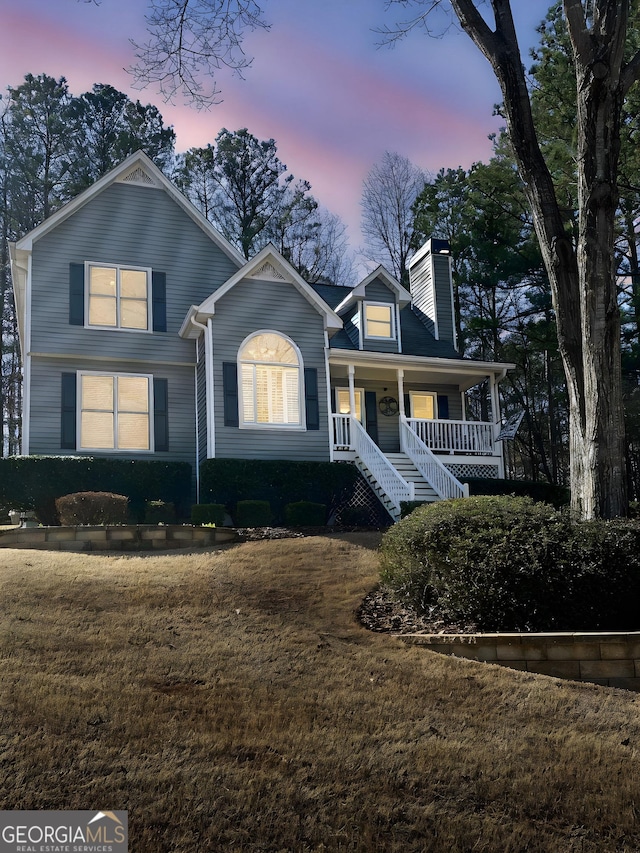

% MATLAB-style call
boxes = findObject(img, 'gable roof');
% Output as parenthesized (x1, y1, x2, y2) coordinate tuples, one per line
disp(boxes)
(13, 150, 245, 268)
(333, 265, 411, 314)
(182, 244, 343, 336)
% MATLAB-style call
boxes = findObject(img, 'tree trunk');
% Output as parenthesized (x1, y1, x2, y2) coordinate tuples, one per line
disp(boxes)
(451, 0, 633, 518)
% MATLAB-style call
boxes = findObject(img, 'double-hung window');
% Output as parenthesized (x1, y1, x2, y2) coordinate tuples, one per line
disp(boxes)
(87, 263, 150, 331)
(239, 332, 303, 428)
(364, 302, 395, 339)
(79, 372, 151, 451)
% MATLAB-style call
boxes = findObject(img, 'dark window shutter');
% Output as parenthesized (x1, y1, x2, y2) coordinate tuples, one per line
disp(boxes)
(152, 271, 167, 332)
(69, 263, 85, 325)
(304, 367, 319, 430)
(223, 362, 239, 427)
(437, 395, 449, 420)
(61, 373, 77, 449)
(364, 390, 378, 444)
(403, 394, 410, 418)
(153, 378, 169, 451)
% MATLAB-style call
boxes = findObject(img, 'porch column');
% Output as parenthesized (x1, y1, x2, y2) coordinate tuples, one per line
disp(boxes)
(348, 365, 356, 417)
(396, 369, 405, 419)
(489, 372, 505, 477)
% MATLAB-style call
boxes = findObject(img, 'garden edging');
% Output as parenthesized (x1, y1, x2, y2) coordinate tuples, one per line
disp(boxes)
(400, 631, 640, 691)
(0, 524, 239, 551)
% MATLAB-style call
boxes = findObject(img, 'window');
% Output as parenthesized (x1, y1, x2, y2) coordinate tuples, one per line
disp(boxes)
(364, 302, 395, 339)
(336, 388, 364, 422)
(410, 391, 437, 420)
(79, 372, 151, 451)
(87, 263, 150, 330)
(239, 332, 303, 428)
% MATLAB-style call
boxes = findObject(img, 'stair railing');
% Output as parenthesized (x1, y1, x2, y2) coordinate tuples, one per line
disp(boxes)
(400, 418, 469, 501)
(351, 417, 414, 519)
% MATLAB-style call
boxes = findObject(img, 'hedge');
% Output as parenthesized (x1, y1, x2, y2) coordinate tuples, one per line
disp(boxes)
(56, 492, 129, 526)
(199, 459, 359, 524)
(462, 477, 570, 508)
(0, 457, 192, 525)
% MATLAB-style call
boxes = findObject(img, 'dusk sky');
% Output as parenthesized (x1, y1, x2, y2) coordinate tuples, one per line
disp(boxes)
(0, 0, 548, 251)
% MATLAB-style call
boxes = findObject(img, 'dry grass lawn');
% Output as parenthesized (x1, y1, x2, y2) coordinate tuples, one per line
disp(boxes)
(1, 533, 640, 852)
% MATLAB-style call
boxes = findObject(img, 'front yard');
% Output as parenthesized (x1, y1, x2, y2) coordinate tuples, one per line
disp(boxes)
(1, 534, 639, 852)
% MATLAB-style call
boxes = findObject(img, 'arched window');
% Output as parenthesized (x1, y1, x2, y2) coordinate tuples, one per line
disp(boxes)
(239, 332, 303, 427)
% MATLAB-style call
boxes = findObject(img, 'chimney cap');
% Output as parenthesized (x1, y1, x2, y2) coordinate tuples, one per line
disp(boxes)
(409, 237, 451, 268)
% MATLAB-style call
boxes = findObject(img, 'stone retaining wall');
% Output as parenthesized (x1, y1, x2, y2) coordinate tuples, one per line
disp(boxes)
(0, 525, 239, 551)
(401, 632, 640, 691)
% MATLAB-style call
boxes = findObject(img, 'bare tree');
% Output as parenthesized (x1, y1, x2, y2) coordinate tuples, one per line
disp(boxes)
(361, 151, 425, 287)
(129, 0, 269, 106)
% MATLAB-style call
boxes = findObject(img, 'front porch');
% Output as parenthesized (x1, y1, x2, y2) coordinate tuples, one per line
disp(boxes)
(327, 352, 510, 521)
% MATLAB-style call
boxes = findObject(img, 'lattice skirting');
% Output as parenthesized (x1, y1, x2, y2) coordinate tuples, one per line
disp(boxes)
(445, 463, 500, 480)
(334, 472, 393, 526)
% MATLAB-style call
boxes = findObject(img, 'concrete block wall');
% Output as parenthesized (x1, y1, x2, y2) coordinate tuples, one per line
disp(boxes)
(401, 632, 640, 691)
(0, 525, 239, 551)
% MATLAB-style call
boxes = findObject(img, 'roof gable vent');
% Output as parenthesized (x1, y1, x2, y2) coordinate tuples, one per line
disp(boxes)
(249, 261, 287, 282)
(116, 165, 159, 187)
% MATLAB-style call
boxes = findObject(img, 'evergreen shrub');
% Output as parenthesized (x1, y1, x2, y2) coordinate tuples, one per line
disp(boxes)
(56, 492, 129, 526)
(199, 459, 359, 523)
(236, 500, 272, 527)
(191, 504, 226, 526)
(380, 496, 640, 632)
(0, 457, 191, 524)
(144, 501, 176, 524)
(284, 501, 326, 527)
(462, 477, 570, 508)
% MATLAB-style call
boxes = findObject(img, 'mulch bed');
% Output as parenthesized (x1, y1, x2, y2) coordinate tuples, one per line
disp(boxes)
(356, 585, 479, 635)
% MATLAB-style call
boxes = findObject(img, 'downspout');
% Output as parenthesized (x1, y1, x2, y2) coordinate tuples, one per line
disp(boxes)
(324, 330, 334, 461)
(23, 252, 33, 455)
(190, 316, 215, 502)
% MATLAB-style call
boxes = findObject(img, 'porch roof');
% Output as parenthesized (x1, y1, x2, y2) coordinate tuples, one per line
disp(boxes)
(327, 349, 514, 391)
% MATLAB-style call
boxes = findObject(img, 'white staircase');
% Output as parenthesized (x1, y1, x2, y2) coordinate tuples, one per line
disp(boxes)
(384, 453, 439, 504)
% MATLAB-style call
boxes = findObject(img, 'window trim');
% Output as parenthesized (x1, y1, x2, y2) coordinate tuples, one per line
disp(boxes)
(335, 387, 365, 424)
(237, 330, 306, 431)
(77, 370, 154, 453)
(409, 390, 438, 420)
(84, 261, 153, 333)
(363, 301, 396, 340)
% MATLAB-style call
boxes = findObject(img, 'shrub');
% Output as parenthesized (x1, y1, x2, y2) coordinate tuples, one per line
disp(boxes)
(462, 477, 570, 508)
(199, 459, 358, 524)
(338, 506, 375, 527)
(55, 492, 129, 526)
(236, 500, 272, 527)
(284, 501, 326, 527)
(144, 501, 176, 524)
(400, 500, 429, 518)
(191, 503, 226, 526)
(0, 457, 191, 524)
(381, 496, 640, 632)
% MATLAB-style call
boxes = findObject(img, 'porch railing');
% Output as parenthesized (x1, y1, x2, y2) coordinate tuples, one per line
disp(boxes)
(401, 418, 469, 501)
(407, 417, 495, 455)
(332, 413, 351, 449)
(350, 417, 414, 519)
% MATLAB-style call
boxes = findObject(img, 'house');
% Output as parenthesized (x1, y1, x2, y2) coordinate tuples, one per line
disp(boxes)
(9, 151, 512, 521)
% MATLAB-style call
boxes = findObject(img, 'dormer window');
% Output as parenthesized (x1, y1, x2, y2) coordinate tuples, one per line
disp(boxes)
(364, 302, 395, 339)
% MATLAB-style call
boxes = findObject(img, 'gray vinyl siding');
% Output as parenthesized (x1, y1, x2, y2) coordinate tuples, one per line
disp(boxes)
(211, 277, 331, 461)
(409, 252, 456, 349)
(29, 354, 196, 468)
(29, 182, 239, 363)
(361, 277, 400, 354)
(432, 254, 456, 348)
(196, 337, 207, 465)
